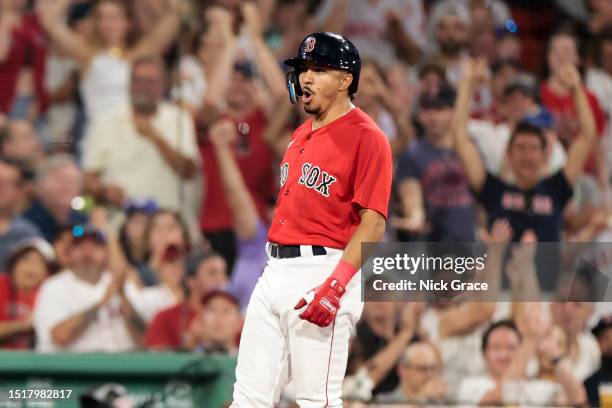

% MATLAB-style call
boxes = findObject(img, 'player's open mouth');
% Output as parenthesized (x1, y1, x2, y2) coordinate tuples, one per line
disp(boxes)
(302, 89, 313, 104)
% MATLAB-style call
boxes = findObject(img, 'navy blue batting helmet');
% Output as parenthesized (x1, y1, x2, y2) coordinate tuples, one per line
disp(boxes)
(284, 32, 361, 103)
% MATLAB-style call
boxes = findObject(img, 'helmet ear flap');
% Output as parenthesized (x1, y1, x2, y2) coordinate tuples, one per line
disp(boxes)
(286, 70, 302, 104)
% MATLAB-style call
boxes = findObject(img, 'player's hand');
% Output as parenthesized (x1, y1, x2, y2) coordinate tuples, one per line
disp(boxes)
(294, 278, 345, 327)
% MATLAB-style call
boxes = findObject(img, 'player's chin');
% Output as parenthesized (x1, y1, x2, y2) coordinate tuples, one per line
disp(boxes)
(303, 104, 320, 115)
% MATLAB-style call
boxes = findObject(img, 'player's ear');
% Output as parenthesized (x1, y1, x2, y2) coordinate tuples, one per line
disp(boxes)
(338, 72, 353, 93)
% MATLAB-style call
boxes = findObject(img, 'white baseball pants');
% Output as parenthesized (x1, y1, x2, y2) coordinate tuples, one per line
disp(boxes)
(230, 246, 363, 408)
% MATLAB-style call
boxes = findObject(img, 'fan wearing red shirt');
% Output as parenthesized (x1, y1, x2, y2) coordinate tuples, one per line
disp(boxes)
(197, 5, 286, 272)
(230, 33, 392, 408)
(0, 238, 55, 349)
(541, 31, 606, 180)
(145, 251, 228, 351)
(0, 1, 47, 115)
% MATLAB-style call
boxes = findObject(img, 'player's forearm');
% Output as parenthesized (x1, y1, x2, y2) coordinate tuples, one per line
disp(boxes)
(341, 209, 386, 270)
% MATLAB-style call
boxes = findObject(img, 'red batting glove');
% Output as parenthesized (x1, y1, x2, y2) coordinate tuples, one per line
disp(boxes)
(294, 277, 345, 327)
(294, 261, 358, 327)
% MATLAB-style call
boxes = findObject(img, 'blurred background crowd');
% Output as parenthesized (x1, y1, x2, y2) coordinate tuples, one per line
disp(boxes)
(3, 0, 612, 406)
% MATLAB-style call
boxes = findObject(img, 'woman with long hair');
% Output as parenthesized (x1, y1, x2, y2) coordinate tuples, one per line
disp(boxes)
(38, 0, 182, 119)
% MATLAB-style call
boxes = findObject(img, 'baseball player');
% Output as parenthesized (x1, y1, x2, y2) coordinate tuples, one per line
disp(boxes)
(231, 32, 392, 407)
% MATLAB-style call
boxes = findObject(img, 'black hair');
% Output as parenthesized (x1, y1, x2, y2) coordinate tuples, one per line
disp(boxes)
(143, 209, 191, 263)
(491, 58, 522, 76)
(481, 319, 520, 352)
(542, 25, 581, 80)
(508, 121, 547, 150)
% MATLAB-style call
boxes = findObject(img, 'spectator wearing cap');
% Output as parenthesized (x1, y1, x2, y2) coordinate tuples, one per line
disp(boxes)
(468, 73, 567, 182)
(541, 31, 606, 182)
(585, 315, 612, 406)
(192, 289, 242, 355)
(453, 59, 597, 243)
(0, 238, 55, 349)
(145, 251, 228, 351)
(0, 157, 41, 270)
(394, 83, 476, 242)
(33, 226, 145, 352)
(82, 55, 202, 242)
(118, 199, 157, 268)
(22, 154, 87, 243)
(315, 0, 426, 67)
(426, 0, 471, 85)
(196, 4, 284, 272)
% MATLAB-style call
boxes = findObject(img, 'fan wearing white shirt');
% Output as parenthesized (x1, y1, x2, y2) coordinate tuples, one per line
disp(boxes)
(33, 226, 145, 352)
(82, 55, 201, 241)
(457, 316, 586, 406)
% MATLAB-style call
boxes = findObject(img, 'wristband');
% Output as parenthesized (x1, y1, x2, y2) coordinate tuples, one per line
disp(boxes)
(330, 260, 358, 288)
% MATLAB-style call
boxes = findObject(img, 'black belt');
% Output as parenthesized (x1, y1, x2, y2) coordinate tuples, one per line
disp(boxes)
(269, 243, 327, 258)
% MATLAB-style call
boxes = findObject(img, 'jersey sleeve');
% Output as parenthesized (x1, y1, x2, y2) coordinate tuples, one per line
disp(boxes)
(352, 129, 393, 219)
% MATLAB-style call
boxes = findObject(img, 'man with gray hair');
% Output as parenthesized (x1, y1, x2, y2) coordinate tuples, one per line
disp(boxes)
(23, 154, 87, 242)
(375, 341, 447, 404)
(82, 55, 201, 241)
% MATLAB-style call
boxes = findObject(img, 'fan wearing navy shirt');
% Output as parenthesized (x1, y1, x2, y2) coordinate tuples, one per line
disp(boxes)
(452, 59, 596, 242)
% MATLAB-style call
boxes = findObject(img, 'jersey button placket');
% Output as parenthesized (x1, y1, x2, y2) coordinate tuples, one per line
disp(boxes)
(301, 133, 311, 154)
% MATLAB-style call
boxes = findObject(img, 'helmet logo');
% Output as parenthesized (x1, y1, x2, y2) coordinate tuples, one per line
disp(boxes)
(304, 37, 316, 53)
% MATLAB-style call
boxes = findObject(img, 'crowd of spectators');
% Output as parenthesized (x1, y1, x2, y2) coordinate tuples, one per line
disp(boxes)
(3, 0, 612, 406)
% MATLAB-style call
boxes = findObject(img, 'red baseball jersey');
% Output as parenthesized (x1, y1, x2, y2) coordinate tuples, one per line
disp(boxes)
(268, 108, 392, 249)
